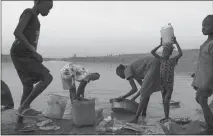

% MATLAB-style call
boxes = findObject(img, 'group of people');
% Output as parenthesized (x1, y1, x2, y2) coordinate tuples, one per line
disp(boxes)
(8, 0, 213, 133)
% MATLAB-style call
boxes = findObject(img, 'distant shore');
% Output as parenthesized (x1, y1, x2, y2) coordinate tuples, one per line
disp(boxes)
(1, 49, 199, 64)
(1, 49, 199, 73)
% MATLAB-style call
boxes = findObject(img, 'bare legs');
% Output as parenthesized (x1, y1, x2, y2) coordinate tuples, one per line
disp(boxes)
(17, 73, 53, 115)
(196, 91, 213, 130)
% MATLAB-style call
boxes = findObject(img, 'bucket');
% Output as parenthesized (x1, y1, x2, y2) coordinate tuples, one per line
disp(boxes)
(72, 99, 96, 127)
(111, 99, 139, 114)
(160, 23, 175, 46)
(43, 94, 69, 119)
(61, 78, 70, 90)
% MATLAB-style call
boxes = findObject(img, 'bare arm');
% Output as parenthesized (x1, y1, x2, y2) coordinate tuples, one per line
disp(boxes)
(151, 38, 163, 59)
(191, 73, 195, 78)
(111, 78, 138, 102)
(204, 44, 213, 90)
(131, 91, 140, 101)
(130, 79, 143, 101)
(121, 78, 138, 99)
(173, 37, 183, 60)
(77, 81, 87, 98)
(14, 10, 36, 53)
(136, 79, 142, 86)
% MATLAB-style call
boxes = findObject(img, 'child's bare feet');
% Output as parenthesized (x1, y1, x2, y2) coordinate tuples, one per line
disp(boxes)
(17, 105, 29, 116)
(16, 106, 42, 117)
(129, 118, 138, 124)
(160, 117, 171, 123)
(14, 122, 24, 131)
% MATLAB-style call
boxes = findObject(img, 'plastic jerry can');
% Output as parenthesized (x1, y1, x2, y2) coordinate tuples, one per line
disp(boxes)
(160, 23, 175, 46)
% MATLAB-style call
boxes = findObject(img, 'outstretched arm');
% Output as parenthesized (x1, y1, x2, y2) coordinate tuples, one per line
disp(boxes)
(77, 81, 87, 98)
(131, 79, 143, 101)
(122, 78, 138, 99)
(112, 78, 138, 102)
(151, 38, 163, 59)
(131, 91, 140, 101)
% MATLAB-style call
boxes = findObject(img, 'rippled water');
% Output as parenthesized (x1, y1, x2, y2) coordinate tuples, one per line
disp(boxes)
(2, 61, 212, 123)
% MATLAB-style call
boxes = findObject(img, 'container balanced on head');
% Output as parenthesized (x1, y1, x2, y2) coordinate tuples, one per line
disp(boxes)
(151, 24, 183, 123)
(161, 23, 175, 46)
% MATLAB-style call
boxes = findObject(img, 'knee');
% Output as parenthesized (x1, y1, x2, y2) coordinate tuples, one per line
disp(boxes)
(23, 84, 33, 91)
(163, 99, 168, 104)
(44, 73, 53, 84)
(195, 94, 200, 104)
(199, 96, 208, 107)
(163, 96, 171, 104)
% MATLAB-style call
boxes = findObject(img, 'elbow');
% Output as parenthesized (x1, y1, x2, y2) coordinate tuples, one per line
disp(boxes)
(13, 30, 18, 37)
(151, 50, 155, 55)
(13, 30, 21, 39)
(179, 52, 183, 57)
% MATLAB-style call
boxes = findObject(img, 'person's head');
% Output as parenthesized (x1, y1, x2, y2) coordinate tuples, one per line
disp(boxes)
(202, 15, 213, 35)
(89, 73, 100, 81)
(116, 64, 126, 79)
(34, 0, 53, 16)
(162, 45, 174, 58)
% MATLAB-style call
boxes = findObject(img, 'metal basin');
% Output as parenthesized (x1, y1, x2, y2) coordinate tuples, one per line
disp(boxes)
(111, 99, 139, 114)
(161, 100, 180, 106)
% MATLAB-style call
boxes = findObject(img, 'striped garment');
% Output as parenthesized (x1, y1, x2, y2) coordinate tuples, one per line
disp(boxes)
(60, 63, 90, 83)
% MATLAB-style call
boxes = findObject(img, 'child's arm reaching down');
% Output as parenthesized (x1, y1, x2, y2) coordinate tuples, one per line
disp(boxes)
(77, 81, 87, 98)
(151, 38, 163, 59)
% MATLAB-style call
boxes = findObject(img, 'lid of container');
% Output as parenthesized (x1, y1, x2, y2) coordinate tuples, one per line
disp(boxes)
(160, 23, 173, 31)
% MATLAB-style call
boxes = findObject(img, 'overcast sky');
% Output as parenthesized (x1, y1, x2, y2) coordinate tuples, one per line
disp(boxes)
(2, 1, 213, 57)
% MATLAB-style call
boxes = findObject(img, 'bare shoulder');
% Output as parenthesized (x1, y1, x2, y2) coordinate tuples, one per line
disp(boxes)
(20, 8, 33, 18)
(209, 40, 213, 47)
(208, 40, 213, 53)
(23, 8, 33, 13)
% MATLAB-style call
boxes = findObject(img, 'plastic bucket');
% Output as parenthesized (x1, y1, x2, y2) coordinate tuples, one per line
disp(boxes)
(43, 94, 69, 119)
(71, 99, 96, 127)
(61, 78, 70, 90)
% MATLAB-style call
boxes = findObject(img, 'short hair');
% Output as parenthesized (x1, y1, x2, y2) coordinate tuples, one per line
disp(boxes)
(34, 0, 53, 4)
(93, 72, 100, 77)
(203, 15, 213, 23)
(116, 64, 125, 75)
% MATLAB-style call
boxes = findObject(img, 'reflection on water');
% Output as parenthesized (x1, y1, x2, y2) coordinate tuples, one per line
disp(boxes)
(2, 61, 212, 123)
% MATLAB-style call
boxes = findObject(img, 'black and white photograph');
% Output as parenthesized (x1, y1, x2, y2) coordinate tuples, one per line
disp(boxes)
(1, 0, 213, 135)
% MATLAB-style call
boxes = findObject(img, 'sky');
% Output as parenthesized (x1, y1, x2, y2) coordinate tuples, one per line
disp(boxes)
(2, 1, 213, 57)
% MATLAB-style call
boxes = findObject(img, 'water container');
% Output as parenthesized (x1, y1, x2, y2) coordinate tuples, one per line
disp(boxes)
(61, 78, 70, 90)
(71, 99, 96, 127)
(160, 23, 175, 46)
(43, 94, 68, 119)
(111, 99, 139, 114)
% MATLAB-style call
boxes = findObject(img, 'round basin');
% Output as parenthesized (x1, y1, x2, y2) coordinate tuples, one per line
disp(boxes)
(111, 99, 139, 114)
